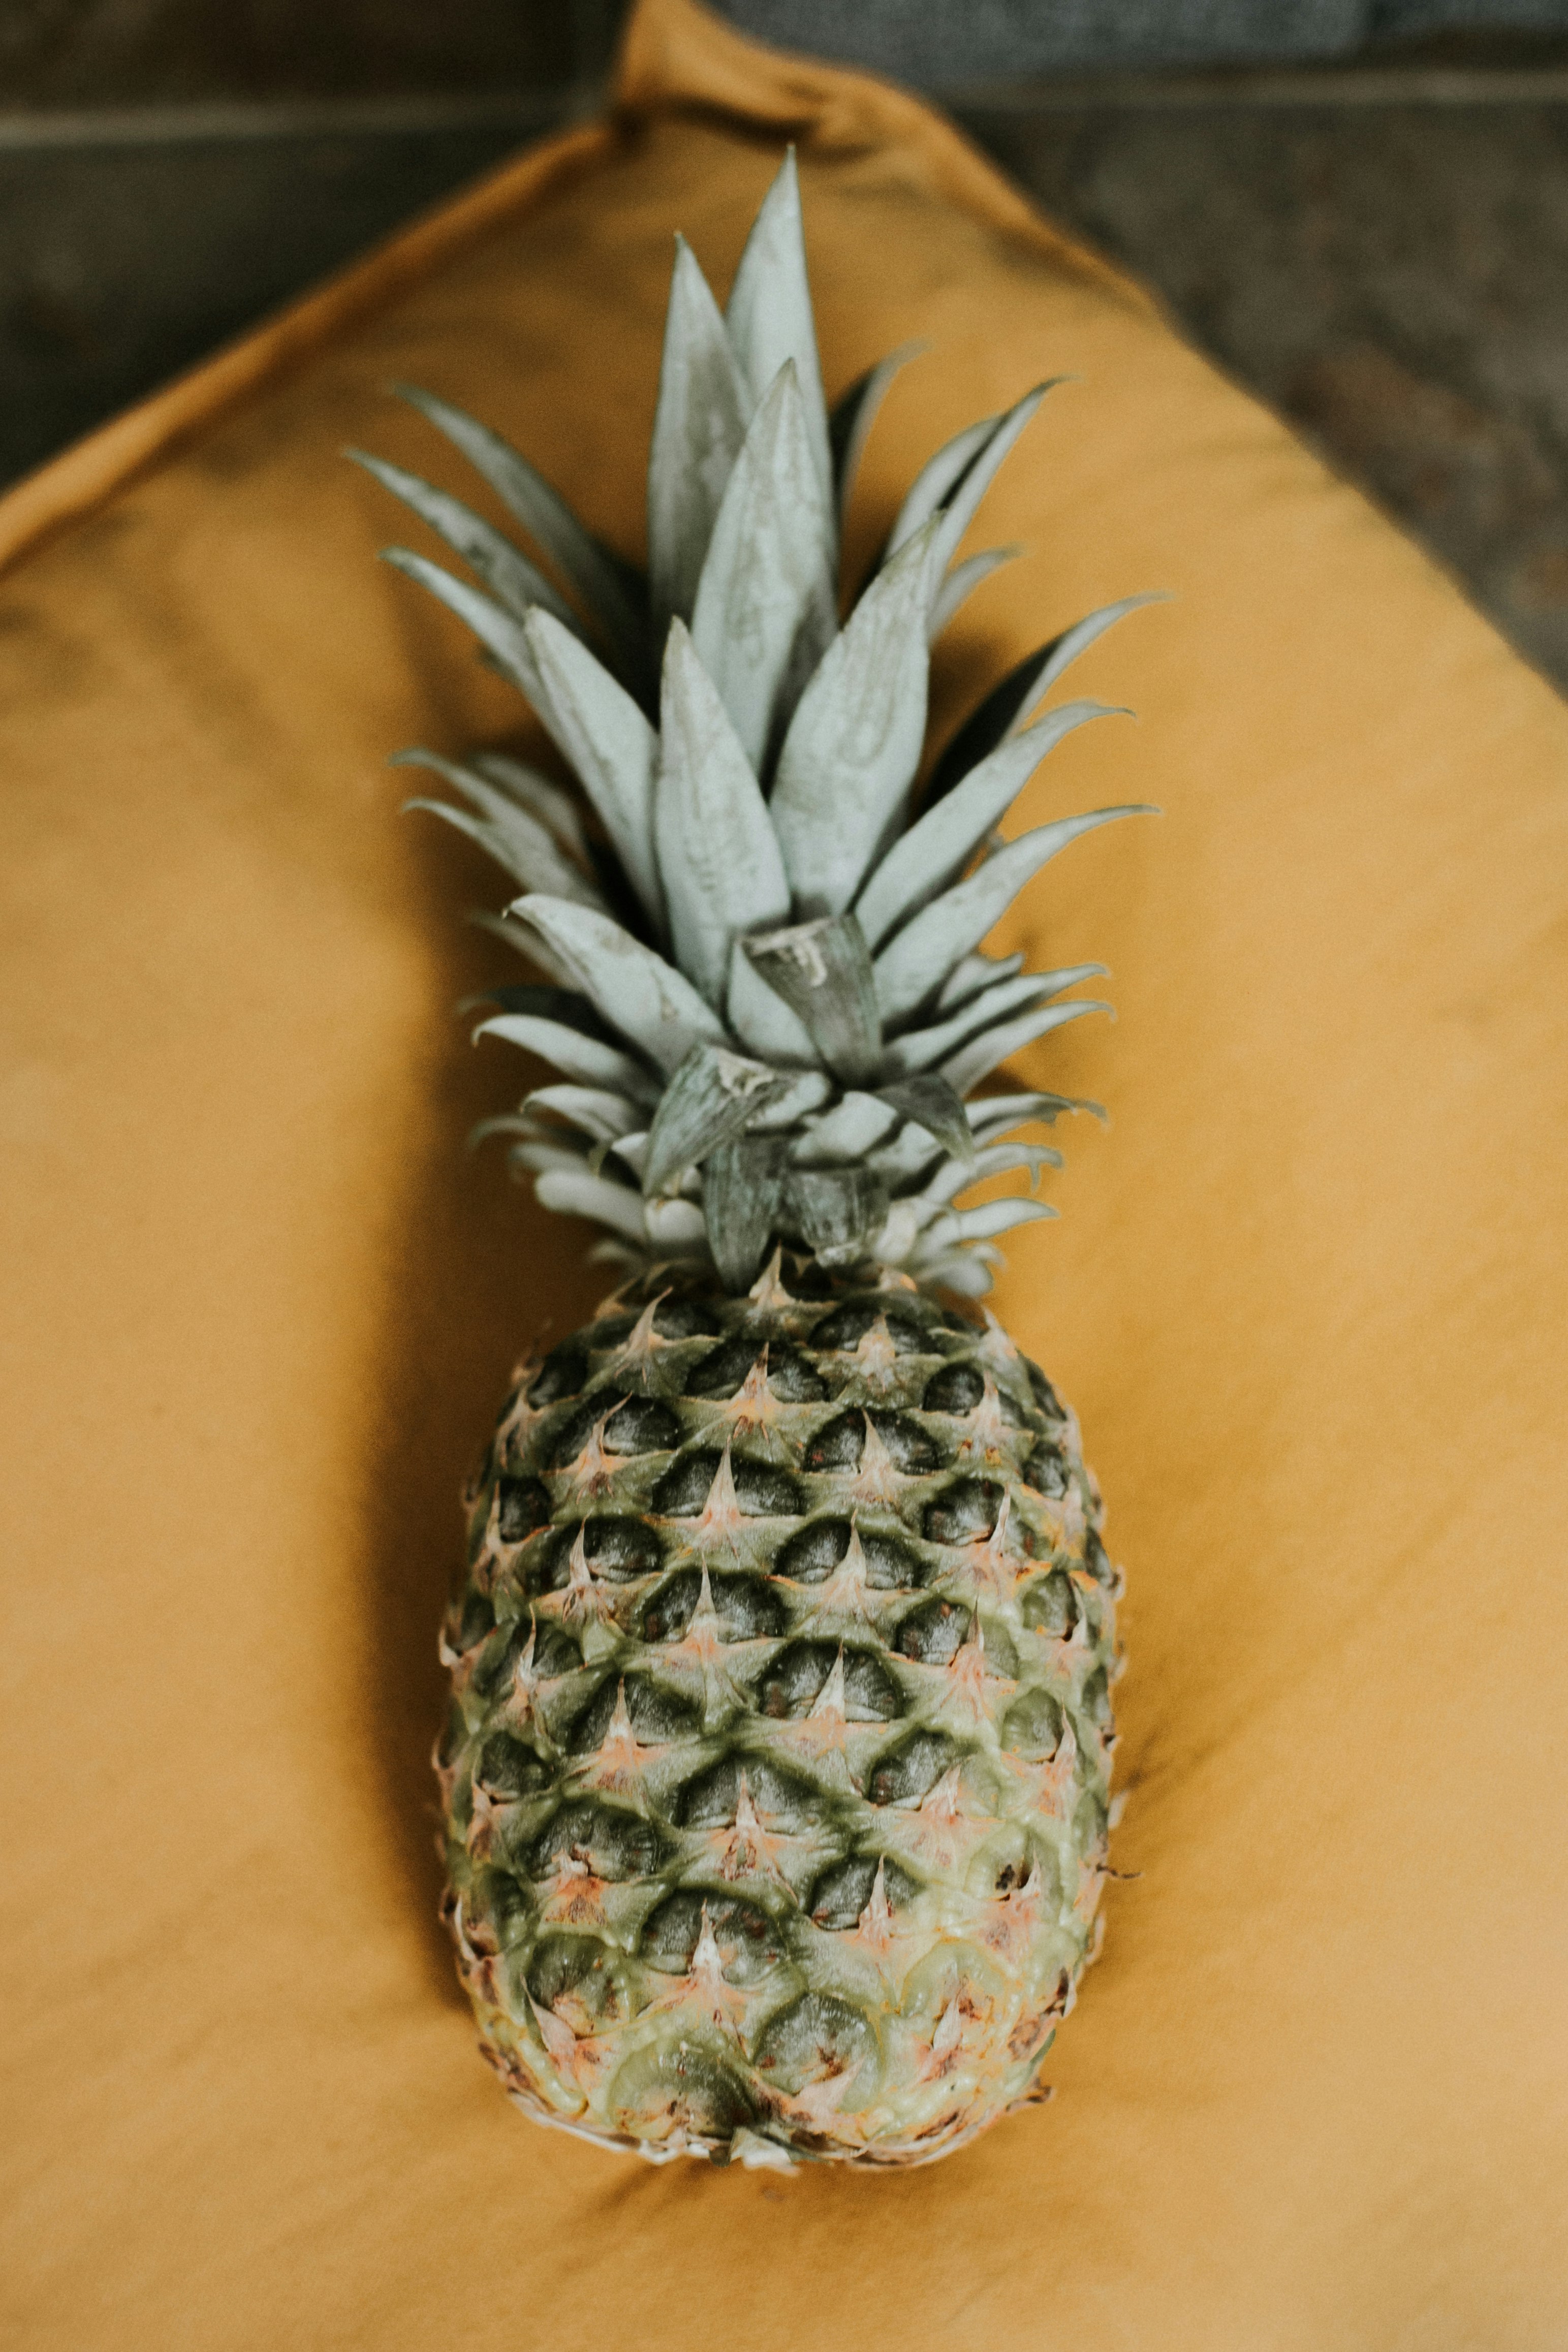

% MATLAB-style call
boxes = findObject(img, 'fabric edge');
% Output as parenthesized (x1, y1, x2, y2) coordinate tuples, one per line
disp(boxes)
(0, 118, 614, 580)
(612, 0, 1153, 310)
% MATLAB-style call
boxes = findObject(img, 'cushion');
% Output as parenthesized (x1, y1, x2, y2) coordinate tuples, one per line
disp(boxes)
(3, 0, 1565, 2341)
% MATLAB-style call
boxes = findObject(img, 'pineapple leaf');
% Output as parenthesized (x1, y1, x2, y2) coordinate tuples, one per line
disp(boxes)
(725, 150, 832, 500)
(466, 1111, 541, 1150)
(509, 1132, 594, 1177)
(468, 907, 581, 990)
(966, 1088, 1106, 1137)
(924, 1139, 1062, 1205)
(704, 1134, 789, 1290)
(927, 384, 1058, 591)
(689, 361, 837, 775)
(792, 1090, 898, 1162)
(647, 236, 752, 629)
(884, 965, 1103, 1078)
(829, 340, 924, 529)
(872, 806, 1152, 1024)
(868, 1118, 945, 1186)
(473, 1011, 657, 1101)
(643, 1194, 708, 1251)
(936, 949, 1026, 1012)
(783, 1166, 890, 1265)
(394, 750, 602, 906)
(726, 939, 821, 1066)
(522, 613, 665, 931)
(927, 1195, 1057, 1248)
(925, 593, 1163, 806)
(743, 913, 881, 1086)
(769, 519, 942, 913)
(480, 981, 619, 1037)
(643, 1041, 788, 1196)
(349, 450, 582, 634)
(401, 796, 600, 907)
(885, 415, 997, 559)
(855, 702, 1125, 954)
(877, 1073, 975, 1163)
(467, 750, 590, 864)
(921, 1251, 1001, 1295)
(742, 1065, 833, 1126)
(381, 547, 547, 703)
(523, 1083, 641, 1145)
(655, 621, 792, 1006)
(941, 997, 1109, 1097)
(533, 1164, 651, 1243)
(929, 544, 1022, 641)
(508, 894, 727, 1077)
(392, 383, 646, 673)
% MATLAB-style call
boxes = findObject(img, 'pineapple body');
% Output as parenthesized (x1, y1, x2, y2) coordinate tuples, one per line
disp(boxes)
(439, 1263, 1119, 2168)
(368, 153, 1154, 2163)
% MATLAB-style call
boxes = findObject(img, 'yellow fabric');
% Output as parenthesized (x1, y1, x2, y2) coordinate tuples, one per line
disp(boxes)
(4, 0, 1565, 2340)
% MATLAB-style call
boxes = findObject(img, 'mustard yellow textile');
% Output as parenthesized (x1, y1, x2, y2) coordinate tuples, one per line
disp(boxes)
(4, 3, 1566, 2342)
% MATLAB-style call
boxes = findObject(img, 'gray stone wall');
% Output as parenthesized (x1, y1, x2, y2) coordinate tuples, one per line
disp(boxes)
(0, 0, 612, 103)
(5, 0, 1568, 105)
(713, 0, 1568, 80)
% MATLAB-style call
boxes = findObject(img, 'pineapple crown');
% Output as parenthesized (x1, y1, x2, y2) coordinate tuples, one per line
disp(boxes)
(355, 153, 1155, 1297)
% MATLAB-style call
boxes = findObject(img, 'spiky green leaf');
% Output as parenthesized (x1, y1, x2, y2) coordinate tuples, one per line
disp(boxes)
(855, 703, 1124, 953)
(924, 593, 1163, 806)
(872, 806, 1150, 1024)
(829, 340, 924, 528)
(869, 1127, 944, 1189)
(534, 1164, 650, 1243)
(689, 362, 836, 774)
(783, 1166, 889, 1266)
(394, 750, 601, 906)
(942, 997, 1108, 1096)
(927, 385, 1056, 590)
(647, 237, 752, 628)
(381, 548, 547, 702)
(352, 449, 583, 637)
(522, 612, 664, 929)
(654, 621, 792, 1006)
(508, 895, 726, 1076)
(877, 1074, 976, 1163)
(743, 913, 881, 1086)
(791, 1091, 899, 1164)
(474, 1012, 656, 1100)
(769, 520, 941, 913)
(941, 1196, 1056, 1243)
(885, 964, 1105, 1078)
(936, 950, 1026, 1013)
(923, 1140, 1062, 1205)
(704, 1135, 789, 1291)
(393, 383, 646, 670)
(929, 544, 1021, 641)
(467, 751, 591, 865)
(726, 940, 820, 1067)
(643, 1041, 788, 1196)
(725, 151, 832, 499)
(966, 1089, 1104, 1138)
(524, 1083, 641, 1145)
(885, 415, 996, 560)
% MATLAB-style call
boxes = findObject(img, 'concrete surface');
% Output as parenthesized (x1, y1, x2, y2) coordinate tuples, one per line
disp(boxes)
(962, 90, 1568, 684)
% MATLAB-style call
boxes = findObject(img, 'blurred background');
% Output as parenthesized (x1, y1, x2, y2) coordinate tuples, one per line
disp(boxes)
(5, 0, 1568, 682)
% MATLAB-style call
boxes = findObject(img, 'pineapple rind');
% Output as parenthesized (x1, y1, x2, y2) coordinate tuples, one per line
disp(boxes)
(438, 1260, 1119, 2168)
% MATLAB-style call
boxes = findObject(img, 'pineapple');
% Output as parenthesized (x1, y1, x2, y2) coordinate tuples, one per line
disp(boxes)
(360, 154, 1153, 2170)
